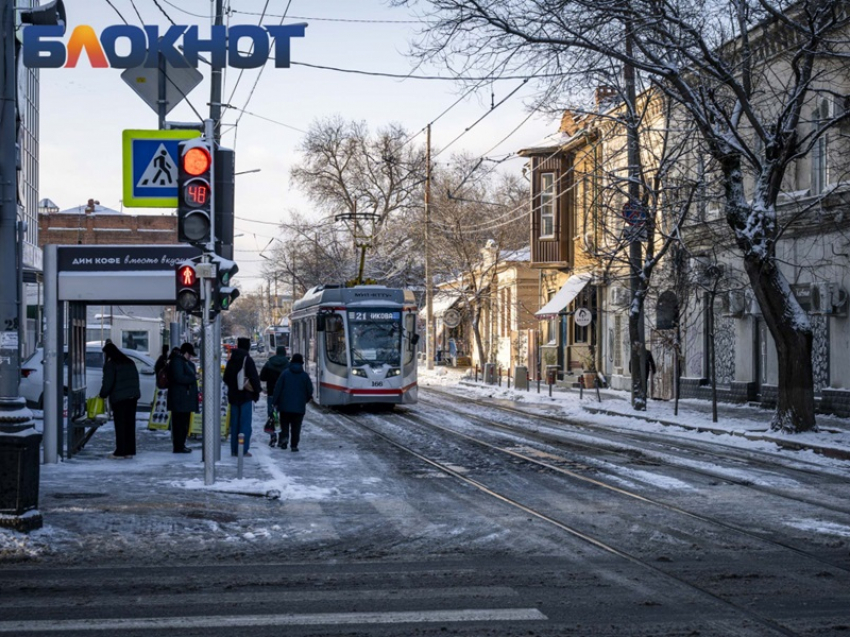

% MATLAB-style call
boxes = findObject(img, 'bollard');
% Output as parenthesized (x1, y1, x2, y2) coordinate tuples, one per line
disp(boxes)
(475, 366, 479, 382)
(579, 374, 584, 399)
(237, 433, 245, 480)
(595, 377, 602, 402)
(537, 375, 541, 394)
(508, 368, 511, 389)
(498, 367, 502, 387)
(549, 379, 553, 397)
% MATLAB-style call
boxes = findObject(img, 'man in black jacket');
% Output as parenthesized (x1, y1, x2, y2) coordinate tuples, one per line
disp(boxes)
(223, 337, 261, 457)
(259, 345, 290, 443)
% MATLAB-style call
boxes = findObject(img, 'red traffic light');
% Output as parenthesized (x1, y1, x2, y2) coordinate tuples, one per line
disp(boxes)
(183, 147, 211, 176)
(178, 264, 196, 286)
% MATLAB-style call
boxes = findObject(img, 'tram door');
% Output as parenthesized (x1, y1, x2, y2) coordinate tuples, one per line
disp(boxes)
(67, 302, 87, 458)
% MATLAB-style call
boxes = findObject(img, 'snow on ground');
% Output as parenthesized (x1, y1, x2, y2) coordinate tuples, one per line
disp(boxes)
(2, 366, 848, 561)
(416, 366, 850, 474)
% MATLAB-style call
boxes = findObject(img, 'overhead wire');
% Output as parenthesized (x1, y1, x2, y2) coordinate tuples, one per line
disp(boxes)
(102, 0, 129, 24)
(150, 0, 176, 25)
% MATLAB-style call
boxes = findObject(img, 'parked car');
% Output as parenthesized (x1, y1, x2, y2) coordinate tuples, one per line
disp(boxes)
(20, 346, 157, 410)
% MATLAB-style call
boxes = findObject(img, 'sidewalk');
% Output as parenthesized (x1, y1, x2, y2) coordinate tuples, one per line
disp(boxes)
(419, 366, 850, 463)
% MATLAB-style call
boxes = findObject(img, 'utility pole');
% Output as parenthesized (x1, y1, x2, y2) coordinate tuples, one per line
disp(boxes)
(0, 0, 41, 532)
(424, 125, 434, 371)
(625, 27, 647, 411)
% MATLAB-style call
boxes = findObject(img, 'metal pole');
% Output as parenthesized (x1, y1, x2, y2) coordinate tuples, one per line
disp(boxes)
(202, 119, 217, 485)
(157, 51, 166, 130)
(210, 0, 224, 463)
(0, 0, 40, 531)
(424, 124, 434, 370)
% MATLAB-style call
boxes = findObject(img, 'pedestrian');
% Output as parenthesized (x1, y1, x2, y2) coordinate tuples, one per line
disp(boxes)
(271, 353, 313, 452)
(154, 344, 169, 377)
(99, 342, 141, 459)
(167, 343, 199, 454)
(223, 337, 261, 457)
(259, 345, 290, 444)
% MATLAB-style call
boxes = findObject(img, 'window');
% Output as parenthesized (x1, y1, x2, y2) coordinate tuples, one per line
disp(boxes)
(811, 99, 830, 195)
(324, 314, 347, 365)
(85, 351, 103, 369)
(122, 331, 148, 353)
(404, 314, 416, 366)
(613, 315, 623, 368)
(540, 173, 556, 238)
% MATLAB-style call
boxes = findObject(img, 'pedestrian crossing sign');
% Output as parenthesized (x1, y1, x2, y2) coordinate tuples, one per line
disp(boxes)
(122, 129, 201, 208)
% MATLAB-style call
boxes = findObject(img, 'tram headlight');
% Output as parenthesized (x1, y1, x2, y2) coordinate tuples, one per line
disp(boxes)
(387, 368, 401, 377)
(351, 368, 368, 378)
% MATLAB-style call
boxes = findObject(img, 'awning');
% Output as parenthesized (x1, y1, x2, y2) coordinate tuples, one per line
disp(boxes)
(420, 294, 462, 320)
(535, 273, 592, 319)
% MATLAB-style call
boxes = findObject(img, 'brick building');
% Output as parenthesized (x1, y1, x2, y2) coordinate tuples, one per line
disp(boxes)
(38, 198, 177, 247)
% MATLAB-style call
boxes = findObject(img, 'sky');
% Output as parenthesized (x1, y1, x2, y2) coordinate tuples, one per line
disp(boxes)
(38, 0, 559, 290)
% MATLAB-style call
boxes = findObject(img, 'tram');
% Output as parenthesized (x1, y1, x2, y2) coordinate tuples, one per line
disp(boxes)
(264, 320, 290, 353)
(289, 285, 419, 407)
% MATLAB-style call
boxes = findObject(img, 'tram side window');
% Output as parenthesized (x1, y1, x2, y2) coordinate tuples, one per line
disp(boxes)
(404, 314, 416, 365)
(325, 314, 347, 365)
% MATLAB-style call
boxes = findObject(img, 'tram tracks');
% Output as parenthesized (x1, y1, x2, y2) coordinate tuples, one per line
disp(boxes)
(418, 388, 850, 517)
(323, 402, 850, 637)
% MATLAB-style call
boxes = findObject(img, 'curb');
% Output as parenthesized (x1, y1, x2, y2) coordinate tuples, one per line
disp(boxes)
(582, 406, 850, 462)
(455, 379, 850, 462)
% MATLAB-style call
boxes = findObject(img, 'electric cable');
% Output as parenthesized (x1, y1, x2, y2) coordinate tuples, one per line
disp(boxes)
(150, 0, 176, 25)
(102, 0, 129, 24)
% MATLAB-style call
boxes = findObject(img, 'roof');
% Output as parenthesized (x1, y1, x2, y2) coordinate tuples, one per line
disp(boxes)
(517, 131, 578, 156)
(56, 203, 123, 215)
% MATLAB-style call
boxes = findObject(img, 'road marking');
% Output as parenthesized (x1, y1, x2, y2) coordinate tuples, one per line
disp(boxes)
(0, 608, 546, 632)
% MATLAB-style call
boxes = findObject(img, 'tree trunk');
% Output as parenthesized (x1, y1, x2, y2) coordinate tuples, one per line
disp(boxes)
(472, 309, 487, 369)
(744, 256, 817, 433)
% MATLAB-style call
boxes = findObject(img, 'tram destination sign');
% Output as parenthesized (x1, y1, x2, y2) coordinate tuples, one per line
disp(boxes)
(349, 311, 400, 322)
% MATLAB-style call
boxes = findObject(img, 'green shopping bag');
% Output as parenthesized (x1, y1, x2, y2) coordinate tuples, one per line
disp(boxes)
(86, 396, 106, 420)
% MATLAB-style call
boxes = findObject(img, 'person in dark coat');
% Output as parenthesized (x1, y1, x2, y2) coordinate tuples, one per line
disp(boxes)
(167, 343, 199, 453)
(154, 344, 169, 377)
(223, 337, 261, 457)
(99, 342, 141, 459)
(271, 353, 314, 452)
(259, 345, 290, 429)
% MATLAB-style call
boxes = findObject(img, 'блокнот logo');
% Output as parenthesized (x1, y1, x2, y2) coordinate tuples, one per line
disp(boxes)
(23, 24, 306, 69)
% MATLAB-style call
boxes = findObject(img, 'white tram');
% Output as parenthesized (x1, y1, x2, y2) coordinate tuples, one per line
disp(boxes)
(264, 320, 290, 353)
(290, 285, 419, 407)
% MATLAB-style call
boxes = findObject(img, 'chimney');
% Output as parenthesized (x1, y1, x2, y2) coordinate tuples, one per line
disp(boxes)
(595, 85, 618, 110)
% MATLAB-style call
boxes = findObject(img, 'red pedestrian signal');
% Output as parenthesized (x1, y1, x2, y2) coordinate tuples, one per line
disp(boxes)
(175, 262, 200, 312)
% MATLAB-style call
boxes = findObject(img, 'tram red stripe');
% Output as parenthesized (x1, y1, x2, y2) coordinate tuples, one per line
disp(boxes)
(321, 382, 417, 396)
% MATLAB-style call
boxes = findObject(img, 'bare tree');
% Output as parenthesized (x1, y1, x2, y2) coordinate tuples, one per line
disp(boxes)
(421, 154, 529, 364)
(289, 116, 426, 285)
(394, 0, 850, 432)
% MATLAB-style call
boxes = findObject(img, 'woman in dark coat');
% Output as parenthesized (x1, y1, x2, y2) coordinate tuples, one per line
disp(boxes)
(167, 343, 199, 453)
(99, 342, 141, 459)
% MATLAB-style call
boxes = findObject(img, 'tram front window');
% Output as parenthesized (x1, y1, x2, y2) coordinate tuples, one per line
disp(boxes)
(349, 311, 402, 367)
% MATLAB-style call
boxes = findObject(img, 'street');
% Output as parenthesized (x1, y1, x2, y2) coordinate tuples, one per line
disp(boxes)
(2, 377, 849, 636)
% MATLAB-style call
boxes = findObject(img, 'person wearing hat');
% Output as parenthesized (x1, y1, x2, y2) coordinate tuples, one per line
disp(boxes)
(270, 353, 313, 452)
(99, 342, 141, 459)
(167, 343, 199, 454)
(223, 337, 261, 457)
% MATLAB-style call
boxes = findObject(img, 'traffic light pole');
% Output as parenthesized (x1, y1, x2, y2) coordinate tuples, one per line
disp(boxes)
(202, 119, 217, 486)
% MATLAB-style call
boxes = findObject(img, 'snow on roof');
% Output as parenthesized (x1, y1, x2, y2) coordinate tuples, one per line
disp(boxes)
(517, 131, 577, 155)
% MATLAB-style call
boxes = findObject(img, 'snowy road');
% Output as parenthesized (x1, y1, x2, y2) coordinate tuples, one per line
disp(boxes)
(1, 375, 849, 635)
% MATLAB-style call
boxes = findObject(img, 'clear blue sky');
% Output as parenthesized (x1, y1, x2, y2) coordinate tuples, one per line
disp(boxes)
(39, 0, 557, 288)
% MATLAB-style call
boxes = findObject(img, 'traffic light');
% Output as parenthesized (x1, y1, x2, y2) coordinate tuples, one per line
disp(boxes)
(177, 138, 214, 246)
(175, 261, 201, 312)
(213, 258, 240, 311)
(214, 147, 235, 259)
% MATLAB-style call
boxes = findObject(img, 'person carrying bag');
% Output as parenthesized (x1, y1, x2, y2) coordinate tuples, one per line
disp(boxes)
(223, 338, 261, 457)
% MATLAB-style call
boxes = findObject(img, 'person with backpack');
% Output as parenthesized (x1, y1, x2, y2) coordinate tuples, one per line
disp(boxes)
(223, 337, 261, 457)
(259, 345, 290, 445)
(99, 342, 141, 459)
(166, 343, 199, 454)
(270, 353, 313, 452)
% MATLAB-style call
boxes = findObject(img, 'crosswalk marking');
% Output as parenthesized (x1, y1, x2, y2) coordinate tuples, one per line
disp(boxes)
(0, 608, 547, 632)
